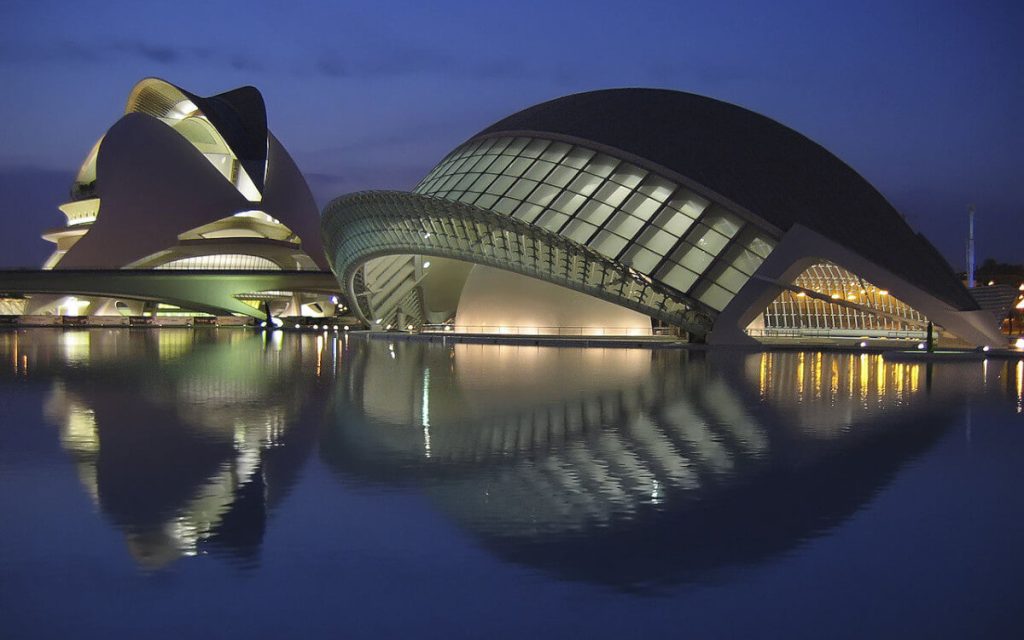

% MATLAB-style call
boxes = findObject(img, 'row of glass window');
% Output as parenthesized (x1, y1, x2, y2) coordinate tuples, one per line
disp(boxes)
(415, 135, 777, 311)
(764, 296, 920, 331)
(329, 206, 696, 321)
(154, 254, 282, 270)
(762, 262, 927, 330)
(791, 263, 926, 320)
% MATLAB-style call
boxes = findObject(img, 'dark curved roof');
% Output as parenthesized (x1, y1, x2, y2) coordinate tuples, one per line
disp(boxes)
(181, 85, 268, 193)
(476, 89, 976, 310)
(127, 78, 269, 193)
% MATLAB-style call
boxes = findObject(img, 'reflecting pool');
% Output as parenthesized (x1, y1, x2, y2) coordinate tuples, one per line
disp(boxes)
(1, 329, 1022, 638)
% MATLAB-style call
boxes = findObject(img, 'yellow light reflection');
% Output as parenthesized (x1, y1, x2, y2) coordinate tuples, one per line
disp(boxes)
(859, 353, 869, 401)
(813, 352, 823, 399)
(796, 352, 806, 402)
(759, 352, 769, 400)
(830, 358, 839, 398)
(60, 331, 90, 364)
(316, 334, 324, 377)
(876, 355, 886, 398)
(1017, 360, 1022, 414)
(847, 354, 855, 399)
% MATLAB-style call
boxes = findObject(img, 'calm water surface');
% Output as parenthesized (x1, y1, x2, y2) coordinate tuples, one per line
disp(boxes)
(1, 329, 1022, 638)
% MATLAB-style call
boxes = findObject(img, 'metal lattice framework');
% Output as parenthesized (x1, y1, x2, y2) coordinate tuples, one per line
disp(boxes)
(415, 135, 777, 313)
(321, 191, 714, 336)
(762, 261, 929, 333)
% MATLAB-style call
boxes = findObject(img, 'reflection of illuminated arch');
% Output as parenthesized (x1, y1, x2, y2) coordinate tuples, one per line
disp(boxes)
(321, 339, 956, 587)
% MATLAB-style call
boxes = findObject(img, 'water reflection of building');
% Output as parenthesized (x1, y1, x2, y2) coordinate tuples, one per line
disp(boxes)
(324, 339, 985, 588)
(15, 331, 330, 569)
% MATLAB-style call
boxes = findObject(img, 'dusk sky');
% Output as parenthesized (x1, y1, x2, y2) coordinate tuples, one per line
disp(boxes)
(0, 0, 1019, 268)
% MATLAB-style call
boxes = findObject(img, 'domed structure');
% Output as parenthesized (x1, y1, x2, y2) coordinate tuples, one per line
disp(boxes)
(31, 78, 337, 319)
(322, 89, 1001, 346)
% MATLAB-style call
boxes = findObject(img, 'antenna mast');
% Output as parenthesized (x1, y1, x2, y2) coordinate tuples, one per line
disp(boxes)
(966, 204, 976, 288)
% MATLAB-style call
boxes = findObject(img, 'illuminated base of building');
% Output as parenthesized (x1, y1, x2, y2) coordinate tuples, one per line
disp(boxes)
(451, 265, 654, 337)
(0, 270, 345, 321)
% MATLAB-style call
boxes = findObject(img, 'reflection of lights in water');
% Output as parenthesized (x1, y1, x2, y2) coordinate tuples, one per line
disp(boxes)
(650, 479, 662, 504)
(62, 405, 99, 453)
(859, 354, 869, 401)
(316, 334, 324, 376)
(321, 344, 1000, 563)
(759, 353, 769, 401)
(876, 356, 886, 399)
(59, 330, 90, 364)
(1017, 360, 1022, 414)
(813, 352, 823, 400)
(19, 332, 321, 571)
(158, 331, 193, 361)
(749, 352, 923, 437)
(830, 358, 839, 397)
(796, 352, 805, 402)
(422, 368, 431, 458)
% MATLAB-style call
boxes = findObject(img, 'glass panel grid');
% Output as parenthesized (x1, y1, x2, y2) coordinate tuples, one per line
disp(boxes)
(761, 261, 929, 334)
(414, 135, 779, 313)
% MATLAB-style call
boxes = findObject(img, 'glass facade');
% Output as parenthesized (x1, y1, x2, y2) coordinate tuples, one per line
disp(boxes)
(321, 192, 714, 335)
(760, 262, 928, 336)
(414, 136, 777, 311)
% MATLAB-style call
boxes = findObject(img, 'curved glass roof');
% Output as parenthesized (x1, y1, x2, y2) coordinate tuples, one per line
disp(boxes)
(321, 191, 714, 335)
(415, 135, 775, 313)
(474, 89, 976, 311)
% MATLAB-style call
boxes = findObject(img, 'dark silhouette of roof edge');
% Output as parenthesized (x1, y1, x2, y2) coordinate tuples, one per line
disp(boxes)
(127, 78, 269, 194)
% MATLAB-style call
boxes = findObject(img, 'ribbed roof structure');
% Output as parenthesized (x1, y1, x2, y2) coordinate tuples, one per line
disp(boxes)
(477, 89, 976, 310)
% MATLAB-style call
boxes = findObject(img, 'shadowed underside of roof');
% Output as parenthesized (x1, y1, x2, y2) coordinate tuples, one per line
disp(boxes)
(477, 89, 976, 310)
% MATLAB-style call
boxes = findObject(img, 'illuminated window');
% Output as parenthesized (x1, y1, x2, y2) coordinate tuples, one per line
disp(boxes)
(759, 262, 928, 337)
(413, 135, 781, 309)
(154, 254, 282, 270)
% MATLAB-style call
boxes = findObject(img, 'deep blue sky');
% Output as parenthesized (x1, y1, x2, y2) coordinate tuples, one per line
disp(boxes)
(0, 0, 1020, 268)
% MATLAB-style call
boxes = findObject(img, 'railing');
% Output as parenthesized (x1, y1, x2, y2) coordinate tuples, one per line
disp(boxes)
(419, 324, 665, 337)
(746, 327, 927, 340)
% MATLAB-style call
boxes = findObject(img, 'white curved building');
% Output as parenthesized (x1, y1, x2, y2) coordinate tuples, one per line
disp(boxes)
(32, 78, 336, 319)
(323, 89, 1002, 346)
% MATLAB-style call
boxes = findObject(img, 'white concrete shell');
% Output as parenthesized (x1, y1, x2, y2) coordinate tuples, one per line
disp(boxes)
(323, 89, 1003, 346)
(26, 78, 334, 319)
(46, 78, 326, 272)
